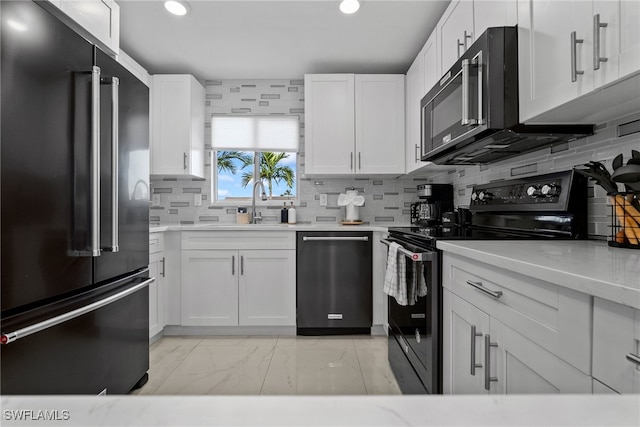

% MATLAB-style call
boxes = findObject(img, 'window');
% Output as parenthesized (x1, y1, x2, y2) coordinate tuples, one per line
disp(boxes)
(210, 116, 299, 204)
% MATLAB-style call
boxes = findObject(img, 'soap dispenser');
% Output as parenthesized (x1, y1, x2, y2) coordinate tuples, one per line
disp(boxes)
(280, 202, 288, 223)
(287, 202, 296, 224)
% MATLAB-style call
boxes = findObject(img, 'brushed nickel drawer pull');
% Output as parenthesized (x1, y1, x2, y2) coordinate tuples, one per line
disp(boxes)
(466, 280, 503, 299)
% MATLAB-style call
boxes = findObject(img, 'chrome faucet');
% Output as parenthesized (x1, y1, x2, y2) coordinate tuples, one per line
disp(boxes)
(251, 180, 267, 224)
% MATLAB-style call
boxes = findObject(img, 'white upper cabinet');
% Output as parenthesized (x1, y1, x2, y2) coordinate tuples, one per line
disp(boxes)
(438, 0, 475, 74)
(45, 0, 120, 55)
(355, 75, 405, 175)
(151, 75, 205, 178)
(423, 31, 441, 95)
(405, 51, 425, 174)
(116, 50, 150, 87)
(304, 74, 405, 176)
(518, 0, 640, 124)
(473, 0, 517, 39)
(618, 0, 640, 78)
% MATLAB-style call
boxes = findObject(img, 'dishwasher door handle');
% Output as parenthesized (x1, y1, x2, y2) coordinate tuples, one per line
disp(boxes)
(302, 236, 369, 242)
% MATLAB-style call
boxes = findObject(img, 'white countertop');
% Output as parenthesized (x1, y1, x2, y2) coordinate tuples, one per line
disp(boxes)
(437, 240, 640, 310)
(149, 223, 394, 233)
(2, 395, 638, 426)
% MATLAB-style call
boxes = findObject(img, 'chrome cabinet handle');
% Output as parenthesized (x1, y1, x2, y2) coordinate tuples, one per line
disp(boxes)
(463, 30, 472, 50)
(571, 31, 584, 82)
(109, 77, 120, 252)
(626, 353, 640, 366)
(161, 257, 165, 277)
(358, 152, 361, 170)
(183, 152, 188, 170)
(232, 255, 235, 275)
(466, 280, 503, 299)
(350, 152, 354, 170)
(484, 334, 498, 390)
(593, 14, 608, 70)
(415, 144, 420, 162)
(241, 255, 244, 275)
(1, 273, 153, 345)
(90, 66, 101, 257)
(470, 325, 483, 375)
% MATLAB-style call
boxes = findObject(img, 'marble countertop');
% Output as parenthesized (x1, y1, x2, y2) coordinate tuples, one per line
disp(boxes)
(2, 395, 638, 426)
(437, 240, 640, 310)
(150, 223, 396, 233)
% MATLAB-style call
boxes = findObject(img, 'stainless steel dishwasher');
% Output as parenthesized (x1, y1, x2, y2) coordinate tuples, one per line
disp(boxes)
(296, 231, 372, 335)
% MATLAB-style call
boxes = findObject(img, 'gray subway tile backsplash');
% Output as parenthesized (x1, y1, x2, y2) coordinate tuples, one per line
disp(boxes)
(149, 79, 640, 237)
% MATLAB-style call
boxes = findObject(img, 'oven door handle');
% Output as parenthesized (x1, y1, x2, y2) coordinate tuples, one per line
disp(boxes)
(380, 239, 437, 262)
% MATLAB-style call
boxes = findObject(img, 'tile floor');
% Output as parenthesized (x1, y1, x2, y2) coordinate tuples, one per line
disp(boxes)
(132, 335, 401, 395)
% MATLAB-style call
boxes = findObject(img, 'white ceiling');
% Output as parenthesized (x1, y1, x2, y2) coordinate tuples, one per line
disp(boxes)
(118, 0, 451, 81)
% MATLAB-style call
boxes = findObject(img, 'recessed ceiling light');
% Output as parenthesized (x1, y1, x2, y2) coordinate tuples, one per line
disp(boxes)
(164, 0, 190, 16)
(339, 0, 360, 15)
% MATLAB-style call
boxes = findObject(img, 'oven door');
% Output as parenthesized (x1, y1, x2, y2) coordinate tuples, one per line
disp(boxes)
(421, 51, 485, 160)
(383, 239, 440, 394)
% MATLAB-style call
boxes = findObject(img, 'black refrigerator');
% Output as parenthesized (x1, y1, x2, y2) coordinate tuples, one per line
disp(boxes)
(1, 0, 151, 394)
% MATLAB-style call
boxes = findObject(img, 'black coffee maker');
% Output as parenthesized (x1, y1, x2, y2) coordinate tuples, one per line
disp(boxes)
(410, 184, 454, 226)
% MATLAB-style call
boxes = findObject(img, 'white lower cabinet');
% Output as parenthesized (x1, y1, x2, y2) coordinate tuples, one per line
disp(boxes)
(149, 233, 166, 339)
(180, 233, 296, 327)
(181, 250, 238, 326)
(442, 253, 592, 394)
(592, 297, 640, 393)
(238, 250, 296, 326)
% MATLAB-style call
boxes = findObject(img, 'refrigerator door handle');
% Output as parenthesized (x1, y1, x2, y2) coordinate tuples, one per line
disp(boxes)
(0, 276, 154, 345)
(108, 77, 120, 252)
(90, 65, 101, 257)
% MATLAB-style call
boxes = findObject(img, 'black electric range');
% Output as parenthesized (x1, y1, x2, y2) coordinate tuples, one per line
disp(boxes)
(384, 170, 588, 394)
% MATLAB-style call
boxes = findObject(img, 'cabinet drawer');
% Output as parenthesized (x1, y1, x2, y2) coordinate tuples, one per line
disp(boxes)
(182, 231, 295, 250)
(592, 297, 640, 393)
(149, 233, 165, 254)
(443, 253, 591, 373)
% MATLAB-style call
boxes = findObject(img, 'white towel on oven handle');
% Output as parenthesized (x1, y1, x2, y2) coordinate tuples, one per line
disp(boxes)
(383, 242, 408, 306)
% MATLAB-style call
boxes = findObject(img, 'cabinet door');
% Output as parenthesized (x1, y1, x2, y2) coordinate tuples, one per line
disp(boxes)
(592, 298, 640, 394)
(405, 56, 424, 174)
(438, 0, 474, 74)
(55, 0, 120, 55)
(473, 0, 517, 38)
(149, 252, 165, 338)
(490, 318, 592, 394)
(443, 290, 489, 394)
(181, 250, 238, 326)
(619, 0, 640, 78)
(592, 1, 620, 87)
(423, 32, 440, 96)
(355, 75, 405, 175)
(304, 74, 355, 175)
(517, 0, 594, 122)
(238, 250, 296, 326)
(151, 75, 205, 178)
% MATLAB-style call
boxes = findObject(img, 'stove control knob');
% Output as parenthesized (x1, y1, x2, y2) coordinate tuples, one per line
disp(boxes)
(541, 184, 560, 197)
(526, 185, 542, 198)
(471, 192, 478, 202)
(478, 191, 493, 201)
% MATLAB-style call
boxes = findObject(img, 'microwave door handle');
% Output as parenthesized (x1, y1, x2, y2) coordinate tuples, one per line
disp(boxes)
(476, 53, 484, 125)
(461, 59, 477, 126)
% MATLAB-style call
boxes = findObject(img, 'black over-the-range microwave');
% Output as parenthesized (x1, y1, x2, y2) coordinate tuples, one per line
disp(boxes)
(420, 26, 594, 165)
